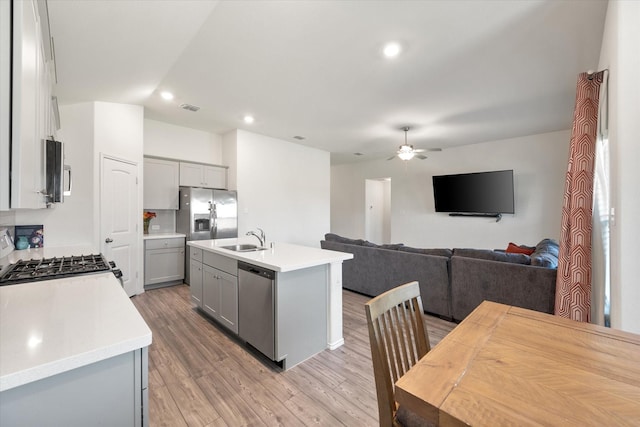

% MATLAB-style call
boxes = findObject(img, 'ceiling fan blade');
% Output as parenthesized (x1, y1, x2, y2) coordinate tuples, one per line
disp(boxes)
(413, 149, 426, 153)
(416, 154, 428, 160)
(386, 155, 397, 160)
(427, 148, 443, 152)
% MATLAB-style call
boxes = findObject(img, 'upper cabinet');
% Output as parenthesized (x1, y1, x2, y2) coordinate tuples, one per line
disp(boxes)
(179, 162, 227, 189)
(144, 157, 179, 210)
(2, 0, 57, 209)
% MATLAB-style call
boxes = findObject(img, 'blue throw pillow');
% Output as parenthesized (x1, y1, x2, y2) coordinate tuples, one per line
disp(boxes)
(530, 239, 559, 268)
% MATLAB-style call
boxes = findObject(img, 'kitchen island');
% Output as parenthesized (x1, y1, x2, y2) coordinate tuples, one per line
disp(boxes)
(187, 239, 353, 369)
(0, 272, 152, 426)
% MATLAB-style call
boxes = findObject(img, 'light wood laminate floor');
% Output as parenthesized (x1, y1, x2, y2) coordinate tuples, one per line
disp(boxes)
(131, 284, 455, 427)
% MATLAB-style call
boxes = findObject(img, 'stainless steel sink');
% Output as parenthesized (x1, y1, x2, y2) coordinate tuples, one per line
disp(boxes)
(221, 244, 268, 252)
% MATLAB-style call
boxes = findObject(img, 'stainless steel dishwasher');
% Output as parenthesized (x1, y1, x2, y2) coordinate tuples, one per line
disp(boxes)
(238, 261, 276, 360)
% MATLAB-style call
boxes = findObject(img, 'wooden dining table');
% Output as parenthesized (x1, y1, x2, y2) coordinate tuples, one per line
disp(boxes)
(395, 300, 640, 426)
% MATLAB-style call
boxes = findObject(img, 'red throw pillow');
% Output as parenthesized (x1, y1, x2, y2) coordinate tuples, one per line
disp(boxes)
(506, 242, 535, 255)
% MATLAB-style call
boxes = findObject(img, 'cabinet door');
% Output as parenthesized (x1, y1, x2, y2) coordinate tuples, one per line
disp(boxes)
(189, 259, 203, 307)
(144, 158, 179, 209)
(202, 165, 227, 189)
(144, 247, 185, 286)
(202, 264, 220, 319)
(11, 0, 46, 209)
(218, 270, 238, 334)
(179, 162, 204, 187)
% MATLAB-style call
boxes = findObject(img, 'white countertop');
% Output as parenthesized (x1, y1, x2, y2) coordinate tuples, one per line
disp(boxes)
(187, 239, 353, 272)
(0, 273, 152, 392)
(143, 233, 186, 240)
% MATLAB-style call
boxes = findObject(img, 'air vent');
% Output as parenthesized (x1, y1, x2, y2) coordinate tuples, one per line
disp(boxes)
(179, 103, 200, 112)
(293, 136, 305, 140)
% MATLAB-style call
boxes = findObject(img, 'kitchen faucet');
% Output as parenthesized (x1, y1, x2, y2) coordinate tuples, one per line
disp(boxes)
(246, 227, 266, 247)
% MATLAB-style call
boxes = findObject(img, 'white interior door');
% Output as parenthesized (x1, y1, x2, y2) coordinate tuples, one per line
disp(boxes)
(101, 156, 138, 296)
(365, 178, 391, 244)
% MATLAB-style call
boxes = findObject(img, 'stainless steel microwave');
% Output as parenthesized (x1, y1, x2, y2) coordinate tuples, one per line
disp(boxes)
(45, 139, 71, 204)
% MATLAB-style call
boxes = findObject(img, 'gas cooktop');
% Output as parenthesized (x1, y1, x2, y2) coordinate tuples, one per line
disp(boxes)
(0, 254, 121, 286)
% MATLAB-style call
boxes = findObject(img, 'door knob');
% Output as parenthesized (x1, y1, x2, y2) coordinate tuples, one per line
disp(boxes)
(105, 238, 113, 243)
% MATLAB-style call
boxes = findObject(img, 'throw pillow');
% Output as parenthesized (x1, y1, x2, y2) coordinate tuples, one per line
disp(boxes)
(506, 242, 535, 255)
(530, 238, 560, 268)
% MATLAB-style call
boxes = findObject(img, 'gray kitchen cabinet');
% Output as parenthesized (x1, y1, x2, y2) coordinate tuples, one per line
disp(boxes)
(179, 161, 227, 189)
(199, 250, 238, 334)
(143, 157, 179, 209)
(0, 347, 149, 427)
(144, 237, 185, 288)
(189, 247, 203, 307)
(202, 264, 220, 318)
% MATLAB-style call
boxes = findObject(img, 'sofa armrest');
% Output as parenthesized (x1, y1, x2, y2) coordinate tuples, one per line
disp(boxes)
(450, 256, 556, 321)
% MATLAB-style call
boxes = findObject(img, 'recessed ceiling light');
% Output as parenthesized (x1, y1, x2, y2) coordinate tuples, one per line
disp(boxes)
(160, 91, 174, 100)
(383, 42, 401, 58)
(243, 115, 255, 124)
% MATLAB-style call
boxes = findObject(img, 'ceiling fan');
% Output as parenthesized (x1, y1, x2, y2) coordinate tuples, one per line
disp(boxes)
(387, 127, 439, 161)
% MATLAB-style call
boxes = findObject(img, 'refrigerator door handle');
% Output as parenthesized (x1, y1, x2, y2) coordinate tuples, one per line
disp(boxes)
(209, 201, 218, 238)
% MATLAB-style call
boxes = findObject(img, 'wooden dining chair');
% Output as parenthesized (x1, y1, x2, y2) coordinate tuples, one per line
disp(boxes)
(365, 281, 431, 427)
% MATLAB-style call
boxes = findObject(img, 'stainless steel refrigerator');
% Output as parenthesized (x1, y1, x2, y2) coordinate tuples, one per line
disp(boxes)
(177, 187, 238, 283)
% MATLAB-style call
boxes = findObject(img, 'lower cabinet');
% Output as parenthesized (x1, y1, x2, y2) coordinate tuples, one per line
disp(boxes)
(191, 249, 238, 334)
(189, 247, 203, 307)
(0, 348, 149, 426)
(190, 258, 203, 307)
(144, 238, 185, 288)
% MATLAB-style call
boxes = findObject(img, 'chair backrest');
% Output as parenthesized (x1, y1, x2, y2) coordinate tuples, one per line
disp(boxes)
(365, 281, 431, 427)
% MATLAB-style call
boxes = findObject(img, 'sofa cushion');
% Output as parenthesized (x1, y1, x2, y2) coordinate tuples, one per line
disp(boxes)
(361, 241, 404, 250)
(453, 248, 531, 265)
(324, 233, 365, 246)
(530, 239, 559, 268)
(398, 246, 453, 258)
(506, 242, 536, 255)
(379, 243, 405, 250)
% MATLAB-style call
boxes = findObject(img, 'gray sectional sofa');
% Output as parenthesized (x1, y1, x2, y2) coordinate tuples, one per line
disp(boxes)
(321, 234, 559, 322)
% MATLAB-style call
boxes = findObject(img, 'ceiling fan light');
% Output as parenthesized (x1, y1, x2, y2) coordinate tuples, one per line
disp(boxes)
(398, 151, 414, 161)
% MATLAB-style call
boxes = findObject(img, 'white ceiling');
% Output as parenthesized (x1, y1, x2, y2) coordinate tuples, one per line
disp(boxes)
(47, 0, 608, 164)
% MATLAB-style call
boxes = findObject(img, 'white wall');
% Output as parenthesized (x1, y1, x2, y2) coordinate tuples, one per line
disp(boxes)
(599, 0, 640, 334)
(233, 130, 330, 247)
(222, 129, 238, 190)
(331, 130, 569, 250)
(13, 103, 95, 248)
(93, 102, 144, 247)
(144, 118, 223, 164)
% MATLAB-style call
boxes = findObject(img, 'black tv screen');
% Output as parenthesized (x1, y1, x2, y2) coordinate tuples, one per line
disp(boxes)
(432, 170, 514, 214)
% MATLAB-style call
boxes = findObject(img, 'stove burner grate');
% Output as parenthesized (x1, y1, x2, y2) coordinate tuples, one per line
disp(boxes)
(0, 254, 114, 286)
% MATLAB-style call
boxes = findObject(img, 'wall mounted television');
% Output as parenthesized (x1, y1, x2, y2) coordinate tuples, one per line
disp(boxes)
(432, 169, 515, 216)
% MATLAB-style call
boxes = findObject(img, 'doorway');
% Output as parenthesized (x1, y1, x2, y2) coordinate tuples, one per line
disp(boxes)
(365, 178, 391, 244)
(100, 155, 139, 296)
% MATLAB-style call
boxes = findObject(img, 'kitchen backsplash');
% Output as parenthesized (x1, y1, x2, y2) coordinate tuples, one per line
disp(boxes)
(0, 210, 16, 227)
(143, 209, 176, 234)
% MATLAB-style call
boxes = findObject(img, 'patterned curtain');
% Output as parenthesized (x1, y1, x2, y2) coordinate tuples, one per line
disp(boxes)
(555, 72, 604, 322)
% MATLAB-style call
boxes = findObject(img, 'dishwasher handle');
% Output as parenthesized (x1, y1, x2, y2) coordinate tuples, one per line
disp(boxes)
(238, 261, 275, 280)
